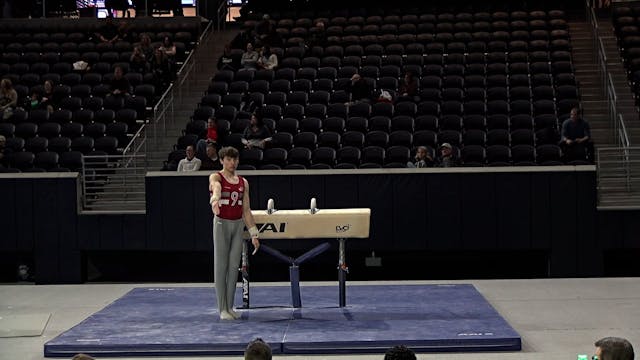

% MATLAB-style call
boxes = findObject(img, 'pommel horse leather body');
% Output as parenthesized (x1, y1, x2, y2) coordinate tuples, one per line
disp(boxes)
(239, 200, 371, 308)
(243, 208, 371, 239)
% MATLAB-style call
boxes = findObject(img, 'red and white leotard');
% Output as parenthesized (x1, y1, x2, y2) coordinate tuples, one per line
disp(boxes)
(215, 172, 245, 220)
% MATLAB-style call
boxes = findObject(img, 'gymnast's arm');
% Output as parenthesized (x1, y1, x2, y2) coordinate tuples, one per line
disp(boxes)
(241, 178, 260, 254)
(209, 173, 221, 215)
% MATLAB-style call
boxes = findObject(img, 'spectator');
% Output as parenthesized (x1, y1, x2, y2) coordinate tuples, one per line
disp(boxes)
(347, 74, 372, 104)
(407, 146, 433, 168)
(139, 34, 154, 61)
(41, 80, 55, 112)
(196, 117, 218, 156)
(177, 145, 201, 171)
(307, 21, 327, 48)
(594, 337, 634, 360)
(159, 36, 177, 70)
(97, 16, 119, 43)
(218, 44, 239, 72)
(71, 354, 95, 360)
(561, 107, 593, 161)
(0, 78, 18, 120)
(199, 143, 222, 171)
(254, 14, 274, 46)
(130, 46, 149, 73)
(109, 66, 131, 97)
(397, 71, 419, 103)
(115, 21, 132, 42)
(243, 113, 272, 149)
(24, 90, 43, 111)
(244, 338, 272, 360)
(0, 135, 6, 167)
(436, 142, 457, 167)
(151, 48, 172, 89)
(384, 345, 416, 360)
(257, 46, 278, 70)
(241, 43, 259, 71)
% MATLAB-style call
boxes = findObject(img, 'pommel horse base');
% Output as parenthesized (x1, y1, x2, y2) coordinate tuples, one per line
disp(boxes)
(241, 198, 371, 308)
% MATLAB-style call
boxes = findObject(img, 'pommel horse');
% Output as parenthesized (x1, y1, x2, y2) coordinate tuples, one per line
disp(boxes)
(241, 198, 371, 308)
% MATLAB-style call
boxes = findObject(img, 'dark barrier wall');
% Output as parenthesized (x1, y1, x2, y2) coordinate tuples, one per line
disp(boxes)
(146, 167, 599, 277)
(6, 167, 640, 283)
(0, 173, 81, 283)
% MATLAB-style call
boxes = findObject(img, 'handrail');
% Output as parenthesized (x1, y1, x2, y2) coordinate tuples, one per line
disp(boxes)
(216, 0, 227, 31)
(122, 124, 146, 155)
(618, 114, 630, 148)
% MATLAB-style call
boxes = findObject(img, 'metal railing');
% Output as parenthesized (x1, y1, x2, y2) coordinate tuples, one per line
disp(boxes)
(586, 0, 632, 147)
(596, 147, 640, 208)
(80, 154, 147, 213)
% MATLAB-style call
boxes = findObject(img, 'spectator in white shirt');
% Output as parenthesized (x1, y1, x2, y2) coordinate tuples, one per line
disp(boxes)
(177, 145, 201, 171)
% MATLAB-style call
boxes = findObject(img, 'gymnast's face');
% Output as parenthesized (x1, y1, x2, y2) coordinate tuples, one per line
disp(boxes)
(222, 155, 239, 172)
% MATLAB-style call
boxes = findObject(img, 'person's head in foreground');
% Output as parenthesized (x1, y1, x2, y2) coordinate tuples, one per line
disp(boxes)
(595, 337, 634, 360)
(244, 337, 272, 360)
(384, 345, 416, 360)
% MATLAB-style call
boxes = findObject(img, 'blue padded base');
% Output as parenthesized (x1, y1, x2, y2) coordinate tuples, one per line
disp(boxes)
(44, 284, 521, 357)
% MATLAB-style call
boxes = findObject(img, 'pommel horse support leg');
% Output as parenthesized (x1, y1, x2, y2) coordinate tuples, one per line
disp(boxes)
(242, 198, 371, 308)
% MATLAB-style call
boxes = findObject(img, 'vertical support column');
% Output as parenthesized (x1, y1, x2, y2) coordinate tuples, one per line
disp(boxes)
(290, 265, 301, 308)
(241, 240, 250, 308)
(338, 238, 347, 307)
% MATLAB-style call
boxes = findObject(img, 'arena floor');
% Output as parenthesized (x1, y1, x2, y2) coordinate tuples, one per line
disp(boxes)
(1, 278, 639, 360)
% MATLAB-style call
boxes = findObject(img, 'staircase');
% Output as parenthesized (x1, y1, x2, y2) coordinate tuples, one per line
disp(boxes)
(79, 23, 239, 213)
(574, 8, 640, 209)
(145, 27, 239, 170)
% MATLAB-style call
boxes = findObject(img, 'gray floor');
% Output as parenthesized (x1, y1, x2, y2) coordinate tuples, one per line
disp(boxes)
(0, 278, 639, 360)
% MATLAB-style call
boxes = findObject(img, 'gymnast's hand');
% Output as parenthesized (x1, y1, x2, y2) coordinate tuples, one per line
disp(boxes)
(251, 236, 260, 255)
(211, 200, 220, 215)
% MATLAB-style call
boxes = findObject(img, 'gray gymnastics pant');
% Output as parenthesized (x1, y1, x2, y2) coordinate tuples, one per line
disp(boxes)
(213, 216, 245, 313)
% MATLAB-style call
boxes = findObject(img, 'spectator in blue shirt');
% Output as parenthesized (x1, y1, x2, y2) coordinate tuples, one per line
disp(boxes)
(561, 107, 593, 162)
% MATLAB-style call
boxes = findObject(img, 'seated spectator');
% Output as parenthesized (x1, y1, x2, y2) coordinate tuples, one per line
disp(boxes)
(241, 43, 259, 71)
(41, 80, 56, 112)
(218, 44, 239, 72)
(139, 34, 154, 61)
(0, 135, 6, 167)
(199, 143, 222, 171)
(254, 14, 275, 46)
(384, 345, 416, 360)
(561, 107, 593, 161)
(0, 78, 18, 120)
(594, 336, 634, 360)
(130, 46, 149, 73)
(436, 143, 457, 168)
(151, 48, 172, 89)
(24, 90, 44, 111)
(257, 46, 278, 70)
(196, 117, 218, 156)
(307, 21, 326, 48)
(96, 16, 119, 43)
(407, 146, 433, 168)
(116, 21, 132, 42)
(243, 113, 272, 149)
(397, 71, 419, 103)
(348, 74, 372, 104)
(109, 66, 131, 97)
(159, 36, 177, 70)
(177, 145, 201, 171)
(244, 338, 272, 360)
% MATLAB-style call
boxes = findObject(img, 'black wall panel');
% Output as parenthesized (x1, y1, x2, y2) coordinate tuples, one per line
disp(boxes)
(426, 174, 462, 250)
(12, 168, 640, 283)
(495, 173, 531, 249)
(392, 174, 427, 250)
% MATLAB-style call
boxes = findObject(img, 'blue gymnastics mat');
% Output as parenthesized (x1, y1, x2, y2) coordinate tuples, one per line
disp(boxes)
(44, 284, 521, 357)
